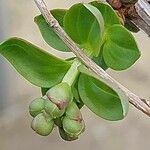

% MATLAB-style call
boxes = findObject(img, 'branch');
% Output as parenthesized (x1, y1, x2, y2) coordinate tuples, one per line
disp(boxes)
(106, 0, 150, 36)
(130, 0, 150, 36)
(34, 0, 150, 117)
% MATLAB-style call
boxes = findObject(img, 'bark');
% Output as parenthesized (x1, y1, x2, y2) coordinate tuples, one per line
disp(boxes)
(133, 0, 150, 36)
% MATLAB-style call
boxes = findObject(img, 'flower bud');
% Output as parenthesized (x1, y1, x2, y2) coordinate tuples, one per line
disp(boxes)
(29, 98, 44, 117)
(46, 82, 73, 110)
(31, 113, 54, 136)
(59, 127, 78, 141)
(62, 117, 85, 137)
(44, 98, 65, 118)
(66, 102, 82, 121)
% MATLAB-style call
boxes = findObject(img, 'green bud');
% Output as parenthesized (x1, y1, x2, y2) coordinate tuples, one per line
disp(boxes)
(44, 99, 65, 118)
(59, 127, 78, 141)
(46, 82, 73, 110)
(62, 117, 85, 137)
(31, 113, 54, 136)
(66, 102, 82, 121)
(29, 98, 44, 117)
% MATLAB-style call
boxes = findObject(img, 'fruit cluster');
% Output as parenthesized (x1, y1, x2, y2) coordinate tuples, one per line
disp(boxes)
(29, 82, 85, 140)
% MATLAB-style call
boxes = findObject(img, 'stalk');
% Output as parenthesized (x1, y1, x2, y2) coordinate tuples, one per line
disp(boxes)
(62, 58, 81, 86)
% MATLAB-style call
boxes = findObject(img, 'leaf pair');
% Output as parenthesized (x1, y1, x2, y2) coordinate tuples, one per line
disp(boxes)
(35, 1, 140, 70)
(91, 2, 140, 70)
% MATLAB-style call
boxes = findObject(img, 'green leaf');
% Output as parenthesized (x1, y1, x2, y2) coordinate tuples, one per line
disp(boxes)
(103, 24, 141, 70)
(41, 88, 49, 96)
(91, 1, 121, 28)
(93, 55, 108, 70)
(89, 2, 121, 69)
(72, 75, 84, 109)
(64, 3, 104, 56)
(78, 66, 129, 121)
(35, 9, 70, 52)
(0, 38, 71, 87)
(92, 44, 108, 70)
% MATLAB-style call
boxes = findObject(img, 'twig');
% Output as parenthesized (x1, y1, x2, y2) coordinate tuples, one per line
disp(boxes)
(34, 0, 150, 117)
(133, 0, 150, 36)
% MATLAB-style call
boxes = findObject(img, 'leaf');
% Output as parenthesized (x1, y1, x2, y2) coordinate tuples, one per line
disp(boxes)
(64, 3, 104, 56)
(72, 75, 84, 109)
(92, 55, 108, 70)
(78, 66, 129, 121)
(0, 38, 71, 87)
(91, 1, 121, 28)
(41, 88, 49, 96)
(92, 44, 108, 70)
(35, 9, 70, 52)
(89, 2, 120, 68)
(103, 24, 141, 70)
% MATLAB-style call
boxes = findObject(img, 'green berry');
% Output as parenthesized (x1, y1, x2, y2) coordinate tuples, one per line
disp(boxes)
(31, 113, 54, 136)
(59, 127, 78, 141)
(62, 117, 85, 137)
(46, 82, 73, 110)
(66, 102, 82, 121)
(29, 98, 45, 117)
(44, 99, 65, 118)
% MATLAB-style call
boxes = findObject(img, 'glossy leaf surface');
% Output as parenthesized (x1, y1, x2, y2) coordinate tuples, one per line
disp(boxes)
(35, 9, 70, 52)
(103, 25, 140, 70)
(0, 38, 71, 87)
(64, 3, 104, 56)
(78, 66, 129, 121)
(91, 1, 121, 28)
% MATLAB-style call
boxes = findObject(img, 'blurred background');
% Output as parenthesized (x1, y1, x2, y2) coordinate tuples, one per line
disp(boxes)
(0, 0, 150, 150)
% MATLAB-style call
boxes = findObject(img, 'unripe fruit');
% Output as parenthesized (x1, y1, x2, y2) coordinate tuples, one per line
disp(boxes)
(62, 117, 85, 137)
(59, 127, 78, 141)
(31, 113, 54, 136)
(46, 82, 73, 110)
(66, 102, 82, 121)
(29, 98, 44, 117)
(44, 99, 65, 118)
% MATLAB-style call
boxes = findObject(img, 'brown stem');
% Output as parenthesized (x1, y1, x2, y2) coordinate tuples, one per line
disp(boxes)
(106, 0, 150, 36)
(134, 0, 150, 36)
(34, 0, 150, 117)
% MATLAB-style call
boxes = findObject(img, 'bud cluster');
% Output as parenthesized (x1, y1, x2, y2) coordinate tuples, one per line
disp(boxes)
(29, 82, 85, 140)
